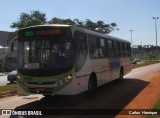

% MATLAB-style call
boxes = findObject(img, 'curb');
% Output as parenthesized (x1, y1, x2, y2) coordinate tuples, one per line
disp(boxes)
(0, 91, 17, 99)
(0, 74, 5, 76)
(0, 72, 8, 76)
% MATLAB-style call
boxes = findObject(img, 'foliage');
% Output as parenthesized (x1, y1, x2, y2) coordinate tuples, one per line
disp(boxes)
(133, 45, 160, 51)
(48, 17, 119, 34)
(8, 32, 18, 42)
(132, 61, 159, 68)
(10, 10, 118, 34)
(10, 10, 47, 29)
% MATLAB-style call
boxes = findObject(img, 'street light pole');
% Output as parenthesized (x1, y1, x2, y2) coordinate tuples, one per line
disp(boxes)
(129, 30, 133, 47)
(153, 17, 159, 50)
(129, 30, 133, 57)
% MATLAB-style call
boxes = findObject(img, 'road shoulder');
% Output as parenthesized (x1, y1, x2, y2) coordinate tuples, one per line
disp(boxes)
(116, 71, 160, 118)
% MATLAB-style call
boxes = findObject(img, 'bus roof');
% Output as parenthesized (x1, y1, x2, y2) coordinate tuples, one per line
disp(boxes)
(82, 28, 130, 44)
(19, 24, 70, 30)
(19, 24, 130, 44)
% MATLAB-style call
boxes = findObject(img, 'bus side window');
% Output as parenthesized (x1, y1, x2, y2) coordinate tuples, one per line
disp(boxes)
(108, 40, 113, 57)
(120, 43, 125, 57)
(11, 42, 14, 52)
(99, 38, 108, 58)
(127, 44, 131, 57)
(123, 43, 126, 57)
(88, 35, 99, 59)
(74, 31, 87, 72)
(124, 43, 128, 57)
(113, 41, 120, 58)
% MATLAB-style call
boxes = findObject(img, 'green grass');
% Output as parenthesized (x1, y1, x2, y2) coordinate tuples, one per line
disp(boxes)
(153, 100, 160, 109)
(0, 84, 16, 93)
(146, 100, 160, 118)
(132, 61, 160, 68)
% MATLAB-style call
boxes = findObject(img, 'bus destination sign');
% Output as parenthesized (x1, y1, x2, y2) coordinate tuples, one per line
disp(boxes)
(24, 30, 62, 37)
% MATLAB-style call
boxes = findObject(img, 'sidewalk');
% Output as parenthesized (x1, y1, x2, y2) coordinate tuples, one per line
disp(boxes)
(116, 71, 160, 118)
(0, 91, 17, 99)
(0, 72, 9, 76)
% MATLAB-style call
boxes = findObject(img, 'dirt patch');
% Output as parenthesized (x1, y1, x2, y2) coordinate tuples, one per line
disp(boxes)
(116, 72, 160, 118)
(0, 91, 16, 98)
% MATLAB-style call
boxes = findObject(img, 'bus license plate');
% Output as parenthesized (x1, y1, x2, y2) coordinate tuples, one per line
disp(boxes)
(36, 87, 45, 91)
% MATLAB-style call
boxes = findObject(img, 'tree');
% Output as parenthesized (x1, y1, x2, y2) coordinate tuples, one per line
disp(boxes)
(10, 10, 119, 34)
(48, 17, 76, 25)
(48, 18, 118, 34)
(48, 17, 64, 24)
(73, 19, 85, 28)
(10, 10, 47, 29)
(85, 19, 96, 30)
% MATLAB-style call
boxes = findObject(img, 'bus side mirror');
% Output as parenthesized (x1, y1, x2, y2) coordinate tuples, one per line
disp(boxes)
(11, 42, 14, 52)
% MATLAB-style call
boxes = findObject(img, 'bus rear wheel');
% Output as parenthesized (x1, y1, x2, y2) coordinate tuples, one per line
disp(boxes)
(88, 73, 97, 96)
(119, 67, 124, 81)
(43, 95, 53, 98)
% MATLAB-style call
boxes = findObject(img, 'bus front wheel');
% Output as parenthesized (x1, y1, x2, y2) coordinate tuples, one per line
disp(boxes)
(88, 73, 97, 96)
(43, 95, 53, 98)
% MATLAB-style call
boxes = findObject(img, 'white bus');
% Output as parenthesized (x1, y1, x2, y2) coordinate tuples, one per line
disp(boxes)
(16, 24, 132, 96)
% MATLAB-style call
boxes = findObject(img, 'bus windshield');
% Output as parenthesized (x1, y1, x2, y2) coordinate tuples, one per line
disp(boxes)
(18, 38, 73, 73)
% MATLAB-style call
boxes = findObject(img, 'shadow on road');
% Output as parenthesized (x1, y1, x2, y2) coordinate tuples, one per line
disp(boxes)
(11, 78, 149, 118)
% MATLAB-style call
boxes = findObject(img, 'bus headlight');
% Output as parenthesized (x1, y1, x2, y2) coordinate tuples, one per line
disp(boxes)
(16, 76, 21, 81)
(16, 76, 25, 84)
(56, 74, 73, 86)
(67, 74, 73, 80)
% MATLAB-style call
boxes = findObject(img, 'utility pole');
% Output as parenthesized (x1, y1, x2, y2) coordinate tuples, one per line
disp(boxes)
(153, 17, 159, 52)
(129, 30, 133, 47)
(129, 30, 133, 57)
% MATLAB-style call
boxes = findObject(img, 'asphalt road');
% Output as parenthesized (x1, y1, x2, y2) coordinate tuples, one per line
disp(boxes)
(0, 63, 160, 118)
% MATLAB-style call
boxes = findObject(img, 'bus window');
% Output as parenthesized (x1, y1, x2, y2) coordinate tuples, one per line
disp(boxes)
(88, 35, 99, 59)
(124, 43, 128, 57)
(11, 42, 14, 52)
(108, 40, 113, 57)
(24, 42, 29, 64)
(127, 44, 131, 57)
(99, 38, 107, 58)
(120, 43, 125, 57)
(113, 41, 120, 57)
(74, 31, 87, 72)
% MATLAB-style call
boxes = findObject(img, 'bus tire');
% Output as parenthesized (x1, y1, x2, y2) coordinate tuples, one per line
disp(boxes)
(10, 81, 14, 84)
(88, 73, 97, 96)
(43, 95, 53, 98)
(119, 67, 124, 81)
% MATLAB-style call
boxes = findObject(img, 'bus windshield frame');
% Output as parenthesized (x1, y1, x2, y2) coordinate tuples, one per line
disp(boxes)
(18, 27, 74, 76)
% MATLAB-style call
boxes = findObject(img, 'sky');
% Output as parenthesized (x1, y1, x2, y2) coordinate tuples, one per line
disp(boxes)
(0, 0, 160, 46)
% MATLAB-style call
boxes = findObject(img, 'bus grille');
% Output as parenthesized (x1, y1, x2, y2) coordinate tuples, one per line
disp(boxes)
(28, 87, 53, 94)
(27, 81, 56, 85)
